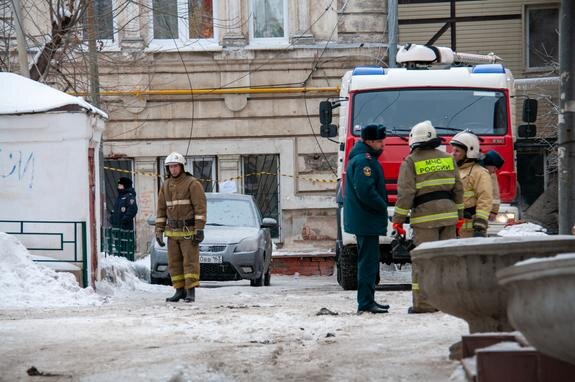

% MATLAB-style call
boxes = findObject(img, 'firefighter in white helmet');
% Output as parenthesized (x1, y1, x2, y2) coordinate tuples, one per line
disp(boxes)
(155, 152, 207, 303)
(450, 131, 493, 237)
(392, 121, 464, 313)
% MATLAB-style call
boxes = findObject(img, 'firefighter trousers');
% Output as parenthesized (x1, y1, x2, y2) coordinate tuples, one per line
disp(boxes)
(411, 225, 457, 313)
(356, 235, 380, 311)
(167, 237, 200, 289)
(459, 218, 487, 238)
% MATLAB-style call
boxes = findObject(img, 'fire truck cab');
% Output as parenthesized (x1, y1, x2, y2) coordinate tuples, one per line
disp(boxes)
(320, 44, 532, 290)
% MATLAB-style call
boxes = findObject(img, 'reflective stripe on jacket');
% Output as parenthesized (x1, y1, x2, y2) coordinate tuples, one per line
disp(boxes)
(459, 161, 493, 229)
(155, 173, 207, 236)
(392, 148, 464, 228)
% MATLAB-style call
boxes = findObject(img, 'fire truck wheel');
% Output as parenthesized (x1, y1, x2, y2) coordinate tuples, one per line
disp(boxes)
(338, 245, 358, 290)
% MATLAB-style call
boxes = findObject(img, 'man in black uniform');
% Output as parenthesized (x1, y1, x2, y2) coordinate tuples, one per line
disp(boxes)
(343, 125, 389, 314)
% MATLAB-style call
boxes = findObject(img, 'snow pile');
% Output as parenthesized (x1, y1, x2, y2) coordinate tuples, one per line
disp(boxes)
(514, 253, 575, 267)
(497, 222, 547, 237)
(0, 232, 102, 309)
(96, 254, 169, 297)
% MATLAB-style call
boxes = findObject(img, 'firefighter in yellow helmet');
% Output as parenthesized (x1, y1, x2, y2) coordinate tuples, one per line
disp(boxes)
(450, 132, 493, 238)
(155, 152, 207, 302)
(392, 121, 464, 313)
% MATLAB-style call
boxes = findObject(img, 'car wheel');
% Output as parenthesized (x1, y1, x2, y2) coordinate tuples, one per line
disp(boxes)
(264, 267, 271, 286)
(150, 276, 165, 285)
(338, 245, 358, 290)
(250, 271, 264, 287)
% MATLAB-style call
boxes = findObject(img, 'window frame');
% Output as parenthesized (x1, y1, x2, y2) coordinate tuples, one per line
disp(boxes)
(524, 4, 560, 71)
(81, 0, 119, 52)
(146, 0, 220, 52)
(248, 0, 289, 48)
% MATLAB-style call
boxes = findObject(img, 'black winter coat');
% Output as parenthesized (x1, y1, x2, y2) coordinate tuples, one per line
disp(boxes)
(110, 188, 138, 230)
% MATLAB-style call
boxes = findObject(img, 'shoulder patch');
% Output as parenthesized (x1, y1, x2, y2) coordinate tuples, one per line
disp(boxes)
(363, 166, 372, 177)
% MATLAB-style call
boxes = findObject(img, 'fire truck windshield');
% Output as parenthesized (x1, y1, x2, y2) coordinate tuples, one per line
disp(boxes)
(351, 88, 508, 137)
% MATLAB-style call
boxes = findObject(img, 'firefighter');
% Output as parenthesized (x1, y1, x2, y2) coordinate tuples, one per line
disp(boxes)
(450, 131, 493, 238)
(480, 150, 504, 221)
(392, 121, 464, 314)
(155, 152, 207, 303)
(344, 124, 390, 314)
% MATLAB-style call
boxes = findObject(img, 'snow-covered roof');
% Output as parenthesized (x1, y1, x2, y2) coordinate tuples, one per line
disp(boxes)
(0, 72, 107, 118)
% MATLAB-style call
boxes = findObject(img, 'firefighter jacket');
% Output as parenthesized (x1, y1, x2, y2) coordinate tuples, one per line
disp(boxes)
(490, 173, 501, 216)
(392, 148, 464, 228)
(343, 141, 388, 236)
(155, 173, 207, 238)
(110, 188, 138, 230)
(459, 161, 493, 230)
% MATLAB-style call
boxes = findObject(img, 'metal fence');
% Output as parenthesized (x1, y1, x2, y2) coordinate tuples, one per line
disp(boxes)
(102, 227, 135, 261)
(0, 220, 88, 287)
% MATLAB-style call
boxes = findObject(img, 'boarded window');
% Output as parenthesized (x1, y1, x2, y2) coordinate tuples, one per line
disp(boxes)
(252, 0, 285, 38)
(189, 0, 213, 38)
(527, 7, 559, 68)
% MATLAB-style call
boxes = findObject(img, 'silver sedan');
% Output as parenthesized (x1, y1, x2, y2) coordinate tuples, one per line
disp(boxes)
(149, 193, 277, 287)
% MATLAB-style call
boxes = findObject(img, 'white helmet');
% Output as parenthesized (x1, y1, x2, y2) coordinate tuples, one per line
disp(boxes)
(165, 152, 186, 166)
(450, 131, 481, 159)
(409, 120, 437, 148)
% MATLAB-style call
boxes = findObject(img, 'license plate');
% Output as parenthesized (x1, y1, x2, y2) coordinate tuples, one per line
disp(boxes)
(200, 255, 222, 264)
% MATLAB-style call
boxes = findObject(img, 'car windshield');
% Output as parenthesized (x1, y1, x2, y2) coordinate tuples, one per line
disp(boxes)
(351, 88, 508, 136)
(206, 198, 258, 227)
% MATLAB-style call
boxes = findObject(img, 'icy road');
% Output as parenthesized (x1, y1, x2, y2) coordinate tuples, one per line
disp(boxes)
(0, 274, 466, 381)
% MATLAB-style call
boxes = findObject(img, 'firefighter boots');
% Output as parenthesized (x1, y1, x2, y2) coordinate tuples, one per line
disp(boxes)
(166, 287, 186, 302)
(184, 287, 195, 303)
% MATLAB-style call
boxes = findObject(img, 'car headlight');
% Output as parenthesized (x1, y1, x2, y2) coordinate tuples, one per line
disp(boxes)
(234, 237, 259, 252)
(495, 212, 516, 224)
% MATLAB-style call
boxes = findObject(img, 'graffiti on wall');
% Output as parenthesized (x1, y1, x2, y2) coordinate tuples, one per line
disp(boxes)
(0, 147, 35, 190)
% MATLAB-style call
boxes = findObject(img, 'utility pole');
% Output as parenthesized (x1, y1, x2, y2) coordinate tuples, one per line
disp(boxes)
(11, 0, 29, 78)
(387, 0, 398, 68)
(558, 0, 575, 234)
(85, 0, 101, 107)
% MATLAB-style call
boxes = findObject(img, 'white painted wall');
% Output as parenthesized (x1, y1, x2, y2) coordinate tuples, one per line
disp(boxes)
(0, 112, 105, 284)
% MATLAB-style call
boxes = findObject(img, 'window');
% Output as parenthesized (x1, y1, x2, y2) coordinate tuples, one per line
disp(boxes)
(151, 0, 215, 43)
(242, 154, 280, 238)
(526, 6, 559, 69)
(250, 0, 288, 43)
(160, 156, 217, 192)
(82, 0, 116, 45)
(351, 88, 509, 136)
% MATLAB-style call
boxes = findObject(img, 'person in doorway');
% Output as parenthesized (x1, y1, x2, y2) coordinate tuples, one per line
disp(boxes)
(110, 177, 138, 230)
(343, 124, 389, 314)
(155, 152, 207, 303)
(392, 121, 464, 314)
(450, 131, 493, 238)
(109, 177, 138, 258)
(480, 150, 505, 221)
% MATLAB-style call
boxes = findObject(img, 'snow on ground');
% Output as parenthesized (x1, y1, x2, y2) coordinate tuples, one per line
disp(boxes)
(96, 254, 168, 297)
(497, 222, 548, 237)
(0, 249, 468, 381)
(0, 233, 102, 309)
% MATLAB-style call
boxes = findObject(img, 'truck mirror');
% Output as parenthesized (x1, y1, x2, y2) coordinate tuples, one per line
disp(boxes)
(522, 99, 538, 123)
(319, 101, 333, 125)
(320, 124, 338, 138)
(518, 124, 537, 138)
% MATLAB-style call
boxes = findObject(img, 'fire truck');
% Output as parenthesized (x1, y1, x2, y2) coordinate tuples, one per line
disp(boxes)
(319, 44, 538, 290)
